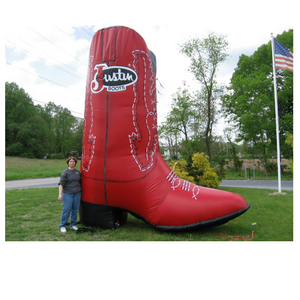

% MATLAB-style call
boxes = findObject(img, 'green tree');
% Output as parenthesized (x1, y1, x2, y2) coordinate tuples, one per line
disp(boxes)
(71, 118, 84, 155)
(180, 32, 229, 159)
(159, 121, 180, 160)
(5, 82, 82, 159)
(53, 106, 77, 156)
(222, 30, 293, 175)
(5, 82, 36, 124)
(17, 116, 52, 158)
(160, 84, 212, 163)
(5, 82, 36, 149)
(5, 82, 41, 157)
(164, 85, 195, 160)
(38, 102, 78, 157)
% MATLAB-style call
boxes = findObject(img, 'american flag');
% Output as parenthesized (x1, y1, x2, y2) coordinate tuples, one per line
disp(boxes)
(274, 38, 293, 72)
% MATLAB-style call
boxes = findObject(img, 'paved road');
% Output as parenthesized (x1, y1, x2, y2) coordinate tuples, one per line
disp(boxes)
(220, 180, 293, 191)
(5, 177, 293, 191)
(5, 177, 60, 190)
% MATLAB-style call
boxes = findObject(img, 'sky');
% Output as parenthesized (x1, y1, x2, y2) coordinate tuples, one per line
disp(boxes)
(3, 0, 296, 136)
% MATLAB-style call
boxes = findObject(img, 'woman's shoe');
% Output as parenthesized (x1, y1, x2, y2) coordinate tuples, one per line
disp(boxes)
(60, 227, 67, 233)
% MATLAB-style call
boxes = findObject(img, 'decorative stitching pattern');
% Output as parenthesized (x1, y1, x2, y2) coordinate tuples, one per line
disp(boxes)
(181, 180, 191, 192)
(166, 170, 201, 200)
(166, 170, 181, 190)
(192, 185, 200, 200)
(82, 56, 96, 172)
(128, 50, 158, 172)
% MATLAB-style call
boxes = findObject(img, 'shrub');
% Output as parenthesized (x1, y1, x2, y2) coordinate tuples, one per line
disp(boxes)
(169, 153, 220, 188)
(169, 159, 195, 183)
(265, 161, 277, 173)
(191, 153, 220, 188)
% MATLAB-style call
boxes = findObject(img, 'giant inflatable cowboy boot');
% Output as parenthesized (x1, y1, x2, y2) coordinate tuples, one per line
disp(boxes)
(80, 26, 250, 230)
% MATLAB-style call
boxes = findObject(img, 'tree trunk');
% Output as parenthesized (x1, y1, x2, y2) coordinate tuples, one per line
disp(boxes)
(205, 90, 212, 159)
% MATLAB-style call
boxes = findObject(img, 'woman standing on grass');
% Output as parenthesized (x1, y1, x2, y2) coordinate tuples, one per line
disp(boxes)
(58, 156, 81, 233)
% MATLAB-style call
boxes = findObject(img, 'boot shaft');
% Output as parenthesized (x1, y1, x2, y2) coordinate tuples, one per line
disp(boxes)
(81, 26, 159, 182)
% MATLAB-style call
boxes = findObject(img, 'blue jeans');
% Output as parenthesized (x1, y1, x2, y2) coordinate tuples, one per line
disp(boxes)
(60, 193, 81, 228)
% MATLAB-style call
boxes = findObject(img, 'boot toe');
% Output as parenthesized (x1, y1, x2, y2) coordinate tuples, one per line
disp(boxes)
(150, 185, 250, 230)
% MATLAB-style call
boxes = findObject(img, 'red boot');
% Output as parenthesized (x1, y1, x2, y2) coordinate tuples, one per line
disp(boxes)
(80, 26, 250, 230)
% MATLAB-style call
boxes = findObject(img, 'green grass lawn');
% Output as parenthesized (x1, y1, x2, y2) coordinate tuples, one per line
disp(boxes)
(5, 157, 81, 180)
(5, 187, 293, 241)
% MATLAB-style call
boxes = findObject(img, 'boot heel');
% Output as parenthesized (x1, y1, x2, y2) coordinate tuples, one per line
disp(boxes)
(80, 200, 127, 229)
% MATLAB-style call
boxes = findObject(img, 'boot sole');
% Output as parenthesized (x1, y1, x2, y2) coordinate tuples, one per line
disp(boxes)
(80, 200, 250, 231)
(153, 204, 251, 231)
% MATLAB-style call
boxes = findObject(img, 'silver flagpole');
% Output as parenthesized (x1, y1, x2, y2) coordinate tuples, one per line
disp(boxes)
(271, 34, 282, 193)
